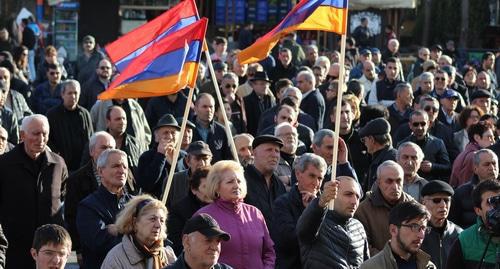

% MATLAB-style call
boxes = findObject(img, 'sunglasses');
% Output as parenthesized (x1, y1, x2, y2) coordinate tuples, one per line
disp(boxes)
(424, 106, 438, 112)
(435, 77, 446, 81)
(224, 84, 237, 89)
(412, 122, 426, 127)
(49, 72, 60, 76)
(429, 197, 451, 204)
(100, 66, 111, 70)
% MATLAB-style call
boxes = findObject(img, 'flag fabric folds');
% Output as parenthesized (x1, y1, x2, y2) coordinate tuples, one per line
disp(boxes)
(105, 0, 198, 72)
(237, 0, 348, 64)
(98, 18, 207, 100)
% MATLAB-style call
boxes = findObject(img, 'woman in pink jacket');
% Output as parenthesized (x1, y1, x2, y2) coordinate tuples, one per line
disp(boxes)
(196, 160, 275, 269)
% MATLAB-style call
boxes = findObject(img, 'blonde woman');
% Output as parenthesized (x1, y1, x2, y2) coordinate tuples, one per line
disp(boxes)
(195, 160, 275, 269)
(101, 195, 176, 269)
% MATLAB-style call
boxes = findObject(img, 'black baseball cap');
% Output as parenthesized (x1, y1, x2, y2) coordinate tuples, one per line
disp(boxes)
(183, 214, 230, 241)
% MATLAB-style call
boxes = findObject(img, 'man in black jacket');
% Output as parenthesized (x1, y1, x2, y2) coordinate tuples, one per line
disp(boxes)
(244, 135, 286, 231)
(167, 167, 211, 255)
(297, 70, 325, 130)
(244, 71, 276, 135)
(0, 114, 67, 269)
(359, 117, 397, 190)
(136, 114, 185, 199)
(0, 79, 18, 144)
(192, 93, 234, 162)
(47, 79, 93, 172)
(297, 176, 369, 268)
(0, 224, 6, 269)
(167, 214, 232, 269)
(272, 152, 357, 269)
(421, 181, 463, 269)
(79, 59, 111, 110)
(449, 149, 499, 229)
(105, 105, 142, 176)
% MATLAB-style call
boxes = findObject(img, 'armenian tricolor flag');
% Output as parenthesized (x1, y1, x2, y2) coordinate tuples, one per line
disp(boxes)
(98, 18, 207, 100)
(105, 0, 199, 72)
(238, 0, 348, 64)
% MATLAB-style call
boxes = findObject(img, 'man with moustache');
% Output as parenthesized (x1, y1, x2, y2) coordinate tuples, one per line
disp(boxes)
(397, 142, 429, 202)
(421, 181, 462, 269)
(297, 176, 369, 268)
(360, 202, 435, 269)
(355, 160, 415, 255)
(449, 149, 499, 228)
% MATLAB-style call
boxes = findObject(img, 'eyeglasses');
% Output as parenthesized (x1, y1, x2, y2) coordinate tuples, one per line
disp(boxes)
(49, 72, 60, 76)
(435, 77, 446, 81)
(224, 84, 237, 89)
(424, 106, 438, 112)
(412, 121, 426, 127)
(400, 223, 431, 234)
(429, 197, 451, 204)
(99, 66, 111, 70)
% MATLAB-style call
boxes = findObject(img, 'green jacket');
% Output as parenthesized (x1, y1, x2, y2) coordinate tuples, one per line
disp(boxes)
(459, 217, 500, 266)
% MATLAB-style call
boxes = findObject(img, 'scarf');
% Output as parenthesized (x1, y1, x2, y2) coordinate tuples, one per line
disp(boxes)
(131, 234, 167, 269)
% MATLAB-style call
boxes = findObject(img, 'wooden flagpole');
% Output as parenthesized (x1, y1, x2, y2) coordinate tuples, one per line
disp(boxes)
(161, 85, 195, 204)
(203, 49, 240, 163)
(328, 35, 348, 210)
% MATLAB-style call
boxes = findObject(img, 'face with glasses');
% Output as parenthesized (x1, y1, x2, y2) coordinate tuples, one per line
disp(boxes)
(409, 114, 429, 139)
(47, 68, 61, 85)
(221, 77, 238, 96)
(434, 73, 448, 90)
(31, 243, 70, 269)
(423, 193, 451, 226)
(97, 59, 112, 80)
(422, 101, 439, 122)
(391, 216, 429, 255)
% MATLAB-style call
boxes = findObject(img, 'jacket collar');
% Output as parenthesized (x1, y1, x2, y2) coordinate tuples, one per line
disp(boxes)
(382, 241, 432, 268)
(121, 234, 147, 265)
(214, 198, 242, 214)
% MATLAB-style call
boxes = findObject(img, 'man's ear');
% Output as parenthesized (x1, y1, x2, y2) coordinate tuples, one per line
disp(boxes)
(473, 206, 482, 217)
(389, 224, 398, 237)
(30, 248, 38, 261)
(20, 130, 25, 143)
(182, 234, 190, 250)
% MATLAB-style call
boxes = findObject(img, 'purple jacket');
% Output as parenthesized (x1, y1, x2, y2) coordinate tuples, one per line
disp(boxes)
(196, 199, 276, 269)
(450, 142, 481, 188)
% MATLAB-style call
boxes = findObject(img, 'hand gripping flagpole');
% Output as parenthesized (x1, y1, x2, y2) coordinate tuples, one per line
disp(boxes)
(203, 49, 240, 163)
(328, 18, 349, 211)
(161, 85, 195, 205)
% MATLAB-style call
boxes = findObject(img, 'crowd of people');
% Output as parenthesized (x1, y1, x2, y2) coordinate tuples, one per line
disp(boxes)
(0, 14, 500, 269)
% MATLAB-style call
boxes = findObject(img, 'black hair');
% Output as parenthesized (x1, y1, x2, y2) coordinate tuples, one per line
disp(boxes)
(472, 179, 500, 209)
(190, 166, 210, 190)
(359, 105, 389, 128)
(389, 201, 429, 225)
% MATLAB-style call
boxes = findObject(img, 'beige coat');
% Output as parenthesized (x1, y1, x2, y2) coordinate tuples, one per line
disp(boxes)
(354, 185, 415, 255)
(101, 235, 176, 269)
(360, 242, 436, 269)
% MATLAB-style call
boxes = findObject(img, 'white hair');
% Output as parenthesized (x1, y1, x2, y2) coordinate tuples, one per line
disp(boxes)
(21, 114, 49, 132)
(89, 131, 115, 152)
